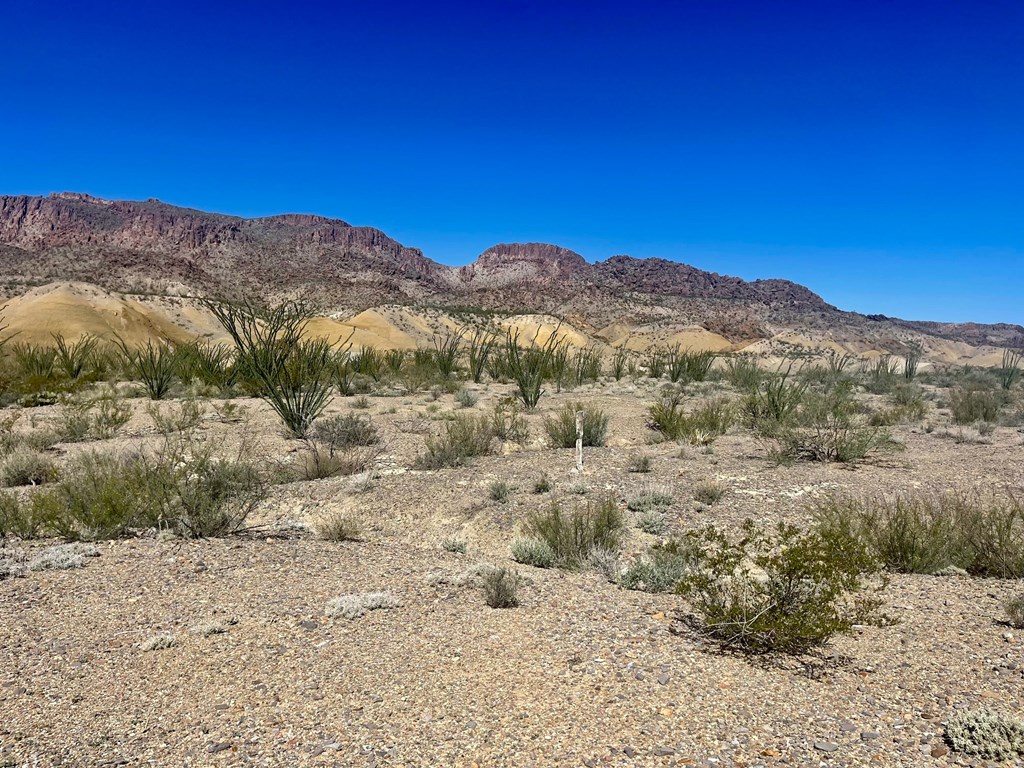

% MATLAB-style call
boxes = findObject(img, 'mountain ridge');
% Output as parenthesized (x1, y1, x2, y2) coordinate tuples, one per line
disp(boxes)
(0, 192, 1020, 350)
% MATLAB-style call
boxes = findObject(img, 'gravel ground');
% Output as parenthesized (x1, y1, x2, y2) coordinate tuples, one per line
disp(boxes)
(2, 380, 1023, 767)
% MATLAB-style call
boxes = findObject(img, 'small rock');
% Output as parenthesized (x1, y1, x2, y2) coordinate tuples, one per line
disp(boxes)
(657, 674, 670, 685)
(931, 744, 949, 758)
(654, 746, 676, 756)
(839, 721, 857, 732)
(207, 742, 231, 754)
(299, 621, 318, 631)
(861, 731, 880, 741)
(623, 746, 636, 757)
(814, 741, 839, 752)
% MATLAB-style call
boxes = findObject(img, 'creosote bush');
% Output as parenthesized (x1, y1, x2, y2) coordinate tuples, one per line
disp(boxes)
(543, 402, 609, 448)
(677, 520, 887, 655)
(648, 391, 733, 445)
(949, 386, 1004, 425)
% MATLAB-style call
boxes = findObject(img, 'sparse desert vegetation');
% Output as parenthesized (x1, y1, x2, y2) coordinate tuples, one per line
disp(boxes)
(1, 334, 1023, 766)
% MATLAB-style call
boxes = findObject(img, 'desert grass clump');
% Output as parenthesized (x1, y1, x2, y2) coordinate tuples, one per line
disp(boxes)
(0, 547, 27, 579)
(191, 621, 228, 637)
(0, 491, 45, 540)
(147, 398, 204, 434)
(314, 510, 362, 541)
(693, 480, 726, 505)
(57, 387, 132, 442)
(532, 474, 552, 494)
(310, 413, 380, 449)
(543, 402, 609, 448)
(627, 453, 652, 473)
(325, 591, 399, 620)
(944, 709, 1024, 761)
(488, 479, 514, 503)
(482, 566, 521, 608)
(141, 634, 178, 652)
(0, 448, 57, 487)
(441, 537, 467, 554)
(627, 487, 673, 512)
(415, 413, 494, 469)
(510, 537, 557, 568)
(813, 491, 1024, 577)
(1005, 594, 1024, 629)
(520, 497, 624, 569)
(677, 520, 886, 655)
(620, 540, 694, 593)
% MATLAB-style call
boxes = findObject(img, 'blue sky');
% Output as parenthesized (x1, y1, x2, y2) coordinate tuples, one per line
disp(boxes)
(2, 1, 1021, 323)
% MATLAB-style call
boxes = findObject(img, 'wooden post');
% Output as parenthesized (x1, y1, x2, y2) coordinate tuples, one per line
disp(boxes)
(574, 409, 584, 472)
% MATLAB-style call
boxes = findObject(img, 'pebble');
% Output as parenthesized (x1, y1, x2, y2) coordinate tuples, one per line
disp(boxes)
(814, 741, 839, 752)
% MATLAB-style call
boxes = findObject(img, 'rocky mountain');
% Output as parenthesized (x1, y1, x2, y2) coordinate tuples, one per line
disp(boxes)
(0, 192, 1020, 350)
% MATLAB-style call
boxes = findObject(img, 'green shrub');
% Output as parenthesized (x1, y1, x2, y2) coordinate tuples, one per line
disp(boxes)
(415, 413, 494, 469)
(510, 537, 556, 568)
(52, 334, 100, 381)
(741, 366, 806, 428)
(649, 392, 733, 445)
(0, 448, 57, 487)
(441, 537, 467, 554)
(118, 339, 178, 400)
(997, 348, 1022, 391)
(543, 402, 609, 448)
(490, 401, 530, 443)
(627, 487, 673, 512)
(571, 346, 603, 385)
(58, 388, 133, 442)
(945, 709, 1024, 761)
(0, 491, 45, 540)
(503, 329, 550, 409)
(482, 566, 521, 608)
(950, 386, 1003, 424)
(610, 346, 630, 381)
(621, 540, 694, 593)
(635, 508, 667, 534)
(532, 474, 552, 494)
(813, 491, 1024, 577)
(763, 385, 900, 463)
(665, 345, 715, 384)
(520, 498, 624, 569)
(147, 398, 203, 434)
(677, 520, 886, 654)
(723, 356, 764, 392)
(466, 329, 497, 384)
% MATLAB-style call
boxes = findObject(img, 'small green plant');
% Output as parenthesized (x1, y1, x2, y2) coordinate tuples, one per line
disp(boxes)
(635, 508, 667, 534)
(482, 566, 521, 608)
(314, 510, 362, 541)
(944, 709, 1024, 761)
(997, 348, 1022, 391)
(510, 537, 556, 568)
(543, 402, 609, 448)
(310, 414, 379, 449)
(649, 391, 733, 445)
(610, 346, 630, 381)
(52, 333, 100, 381)
(532, 474, 552, 493)
(502, 329, 549, 409)
(147, 398, 203, 434)
(627, 453, 652, 473)
(693, 481, 726, 505)
(455, 388, 478, 408)
(488, 479, 513, 502)
(621, 540, 694, 593)
(1005, 594, 1024, 629)
(118, 339, 178, 400)
(723, 355, 763, 392)
(432, 330, 462, 378)
(520, 498, 624, 569)
(441, 537, 467, 554)
(490, 401, 530, 443)
(466, 328, 497, 384)
(677, 520, 887, 654)
(351, 395, 371, 410)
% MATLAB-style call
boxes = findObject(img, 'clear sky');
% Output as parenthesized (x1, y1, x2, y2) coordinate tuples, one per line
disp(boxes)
(2, 1, 1021, 324)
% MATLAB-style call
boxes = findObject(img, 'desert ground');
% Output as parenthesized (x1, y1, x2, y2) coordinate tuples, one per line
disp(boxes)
(2, 366, 1023, 768)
